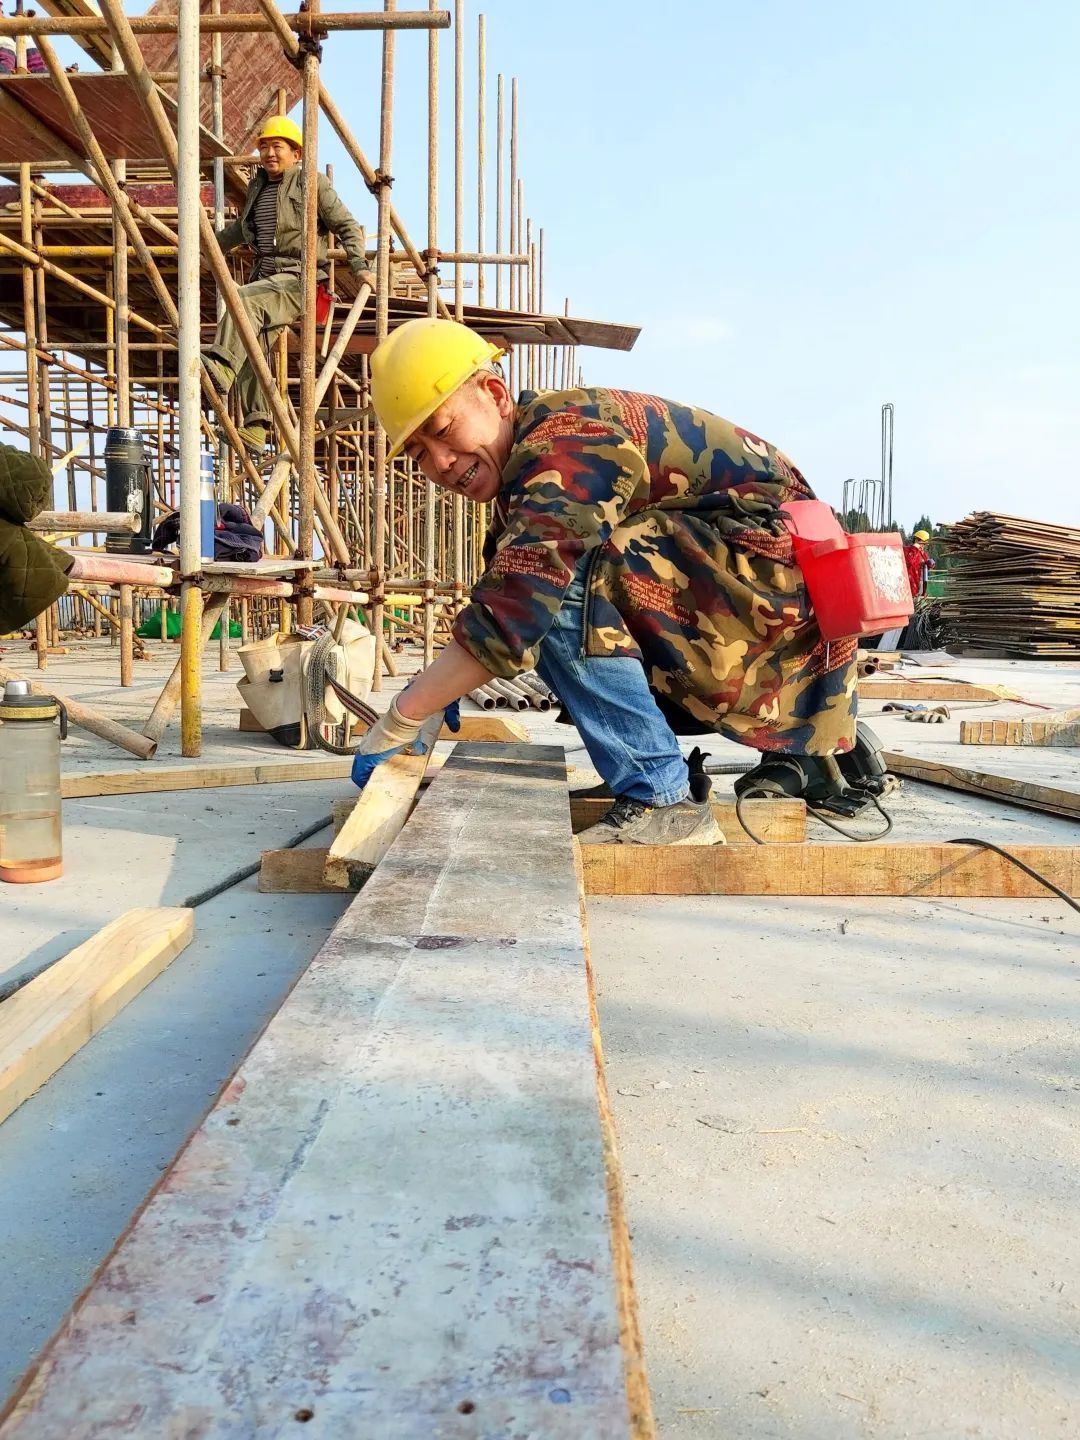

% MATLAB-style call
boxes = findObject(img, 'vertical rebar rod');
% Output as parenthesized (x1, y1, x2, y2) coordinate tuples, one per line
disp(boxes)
(508, 75, 518, 394)
(476, 12, 485, 307)
(177, 0, 202, 755)
(495, 72, 504, 310)
(453, 0, 464, 322)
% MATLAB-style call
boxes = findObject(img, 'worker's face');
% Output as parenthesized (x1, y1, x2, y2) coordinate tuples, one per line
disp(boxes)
(403, 372, 515, 503)
(258, 138, 301, 177)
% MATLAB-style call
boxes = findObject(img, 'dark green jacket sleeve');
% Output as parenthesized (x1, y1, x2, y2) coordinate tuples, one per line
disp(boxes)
(215, 217, 246, 253)
(0, 445, 69, 632)
(316, 174, 370, 276)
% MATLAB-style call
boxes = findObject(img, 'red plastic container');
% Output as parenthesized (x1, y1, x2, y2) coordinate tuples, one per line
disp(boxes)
(780, 500, 914, 641)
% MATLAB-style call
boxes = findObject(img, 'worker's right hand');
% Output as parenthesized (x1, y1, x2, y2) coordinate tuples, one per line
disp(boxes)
(349, 697, 428, 790)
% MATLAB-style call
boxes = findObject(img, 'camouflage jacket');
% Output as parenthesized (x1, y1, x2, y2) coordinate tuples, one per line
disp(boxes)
(216, 169, 369, 279)
(452, 388, 857, 755)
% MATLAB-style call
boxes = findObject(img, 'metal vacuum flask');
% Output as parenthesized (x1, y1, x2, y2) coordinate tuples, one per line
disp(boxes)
(104, 426, 154, 553)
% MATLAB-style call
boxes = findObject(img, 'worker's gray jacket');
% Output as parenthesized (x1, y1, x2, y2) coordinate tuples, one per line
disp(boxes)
(215, 167, 370, 279)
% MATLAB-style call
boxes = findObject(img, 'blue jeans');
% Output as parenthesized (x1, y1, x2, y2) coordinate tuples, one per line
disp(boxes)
(536, 559, 689, 806)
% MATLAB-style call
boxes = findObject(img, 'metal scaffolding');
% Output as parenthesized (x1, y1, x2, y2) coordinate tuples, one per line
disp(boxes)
(0, 0, 636, 758)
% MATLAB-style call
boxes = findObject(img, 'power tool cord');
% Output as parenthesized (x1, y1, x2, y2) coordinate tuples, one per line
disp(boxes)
(946, 838, 1080, 915)
(734, 787, 894, 844)
(180, 814, 333, 909)
(732, 792, 1077, 915)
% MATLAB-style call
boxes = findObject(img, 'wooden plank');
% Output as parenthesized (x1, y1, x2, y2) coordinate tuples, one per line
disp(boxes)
(323, 713, 445, 890)
(579, 843, 1080, 897)
(959, 708, 1080, 746)
(239, 706, 530, 743)
(885, 751, 1080, 821)
(2, 746, 650, 1437)
(858, 679, 1011, 701)
(0, 908, 193, 1127)
(61, 729, 518, 801)
(570, 795, 805, 842)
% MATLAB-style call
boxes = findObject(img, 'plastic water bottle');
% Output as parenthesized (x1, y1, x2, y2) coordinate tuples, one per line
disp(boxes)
(199, 450, 217, 560)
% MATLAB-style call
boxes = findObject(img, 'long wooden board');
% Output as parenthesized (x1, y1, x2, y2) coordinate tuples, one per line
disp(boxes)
(2, 745, 651, 1437)
(239, 706, 529, 743)
(959, 708, 1080, 746)
(0, 908, 193, 1127)
(885, 751, 1080, 821)
(858, 679, 1012, 701)
(322, 713, 444, 889)
(60, 721, 522, 801)
(579, 843, 1080, 897)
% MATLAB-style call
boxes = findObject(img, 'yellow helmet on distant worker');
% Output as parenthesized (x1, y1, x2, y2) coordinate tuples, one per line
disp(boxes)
(258, 115, 303, 150)
(913, 529, 930, 541)
(370, 318, 503, 458)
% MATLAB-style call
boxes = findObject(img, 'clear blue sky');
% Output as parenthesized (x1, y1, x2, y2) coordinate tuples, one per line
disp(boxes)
(131, 3, 1080, 528)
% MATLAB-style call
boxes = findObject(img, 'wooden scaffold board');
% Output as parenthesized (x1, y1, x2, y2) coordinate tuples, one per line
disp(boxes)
(2, 744, 652, 1439)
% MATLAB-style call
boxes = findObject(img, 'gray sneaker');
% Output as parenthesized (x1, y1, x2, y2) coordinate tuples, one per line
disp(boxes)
(576, 794, 726, 846)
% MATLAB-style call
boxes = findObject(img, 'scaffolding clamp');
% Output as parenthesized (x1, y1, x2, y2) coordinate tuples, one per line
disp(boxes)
(365, 170, 394, 199)
(290, 6, 327, 66)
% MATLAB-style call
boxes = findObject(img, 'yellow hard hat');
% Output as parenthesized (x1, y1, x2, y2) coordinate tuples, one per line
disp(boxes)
(370, 318, 503, 458)
(913, 529, 930, 541)
(258, 115, 303, 150)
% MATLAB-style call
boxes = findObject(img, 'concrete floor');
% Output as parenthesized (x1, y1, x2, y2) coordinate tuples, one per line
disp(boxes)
(590, 895, 1079, 1439)
(0, 637, 1077, 1433)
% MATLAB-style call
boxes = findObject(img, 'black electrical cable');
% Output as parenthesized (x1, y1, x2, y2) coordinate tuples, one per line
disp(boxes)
(946, 837, 1080, 916)
(734, 787, 894, 844)
(0, 815, 338, 1008)
(179, 814, 334, 909)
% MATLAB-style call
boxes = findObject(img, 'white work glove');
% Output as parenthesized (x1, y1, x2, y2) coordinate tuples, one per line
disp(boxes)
(356, 696, 424, 755)
(350, 697, 438, 790)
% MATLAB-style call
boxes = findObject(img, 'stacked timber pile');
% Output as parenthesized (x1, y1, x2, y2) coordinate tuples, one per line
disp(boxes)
(940, 511, 1080, 658)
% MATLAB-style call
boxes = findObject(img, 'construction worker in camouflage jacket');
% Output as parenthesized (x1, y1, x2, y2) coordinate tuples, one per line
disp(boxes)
(353, 318, 858, 846)
(202, 115, 371, 453)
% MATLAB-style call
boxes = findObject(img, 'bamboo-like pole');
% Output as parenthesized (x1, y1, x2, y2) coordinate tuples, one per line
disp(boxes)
(0, 11, 450, 37)
(17, 167, 39, 459)
(0, 662, 157, 759)
(423, 0, 440, 663)
(99, 0, 350, 564)
(118, 583, 134, 686)
(370, 0, 397, 690)
(296, 0, 321, 627)
(176, 0, 203, 756)
(210, 0, 231, 674)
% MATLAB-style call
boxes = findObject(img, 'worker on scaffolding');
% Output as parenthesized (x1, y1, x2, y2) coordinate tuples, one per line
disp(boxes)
(351, 318, 860, 846)
(201, 115, 371, 454)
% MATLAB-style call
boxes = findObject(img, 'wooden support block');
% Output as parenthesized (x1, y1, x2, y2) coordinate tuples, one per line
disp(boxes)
(0, 908, 194, 1127)
(859, 680, 1008, 701)
(257, 847, 336, 894)
(578, 843, 1080, 898)
(959, 707, 1080, 746)
(323, 713, 445, 890)
(570, 795, 805, 843)
(885, 751, 1080, 821)
(4, 746, 652, 1436)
